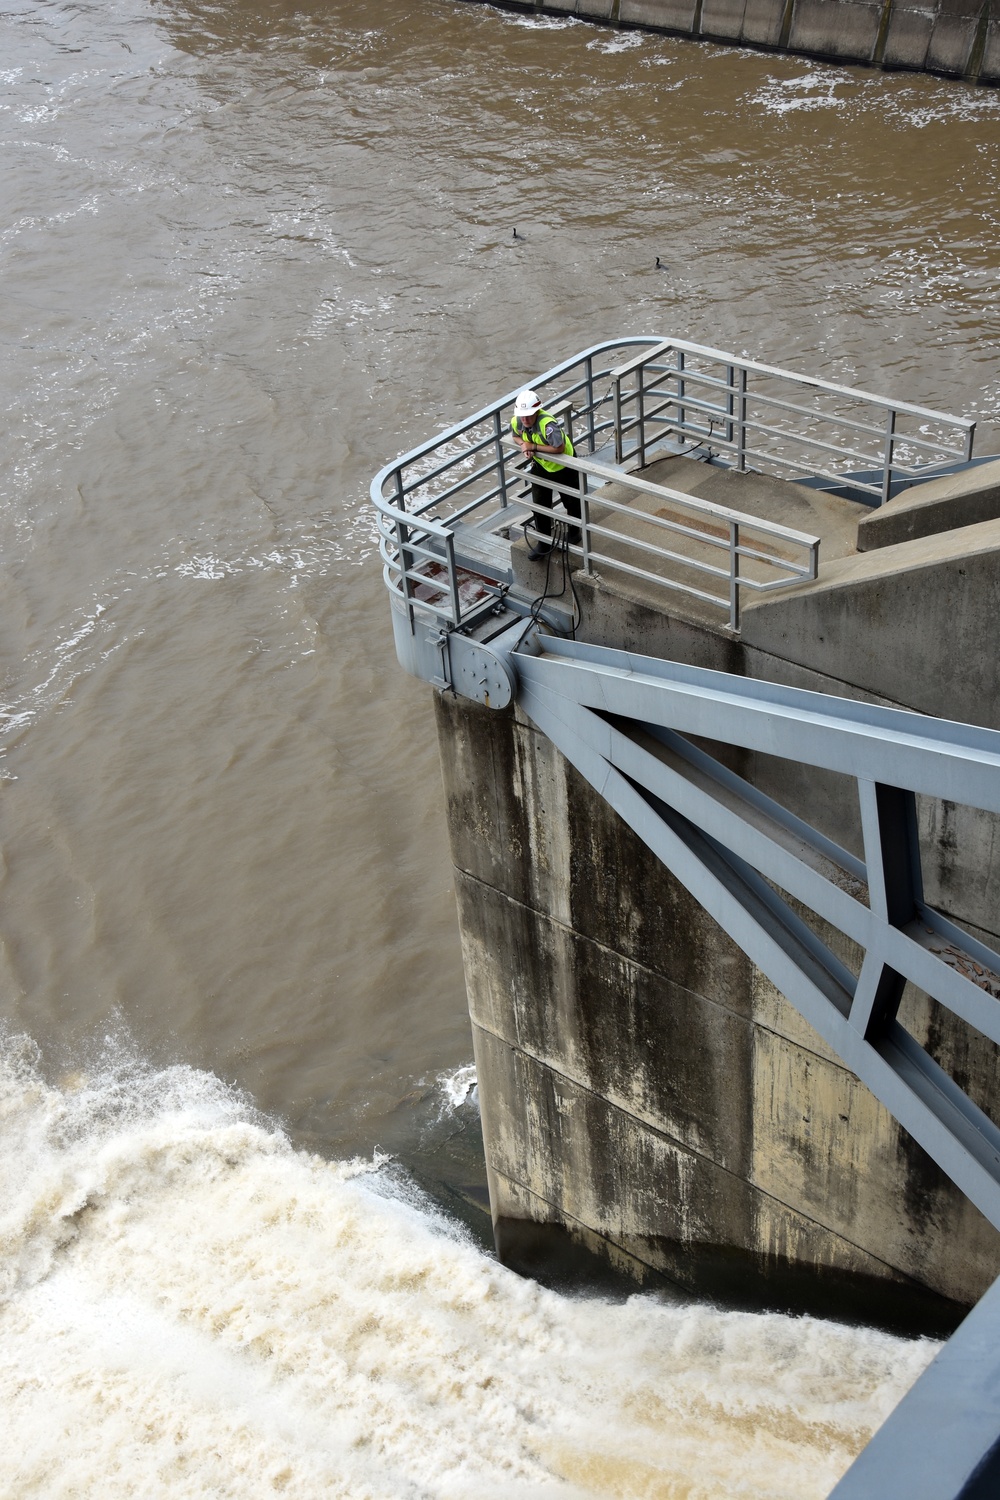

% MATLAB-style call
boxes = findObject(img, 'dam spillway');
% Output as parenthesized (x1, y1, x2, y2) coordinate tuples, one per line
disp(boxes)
(4, 2, 1000, 1489)
(372, 337, 1000, 1493)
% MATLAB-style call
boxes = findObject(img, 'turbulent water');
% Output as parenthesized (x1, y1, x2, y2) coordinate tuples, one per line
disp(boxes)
(1, 1038, 938, 1497)
(3, 0, 1000, 1492)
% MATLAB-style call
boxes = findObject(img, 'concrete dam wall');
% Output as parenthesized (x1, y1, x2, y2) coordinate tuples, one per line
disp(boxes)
(434, 455, 1000, 1333)
(478, 0, 1000, 84)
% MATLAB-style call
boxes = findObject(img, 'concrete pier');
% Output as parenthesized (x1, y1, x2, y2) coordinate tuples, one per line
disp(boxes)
(477, 0, 1000, 85)
(435, 454, 1000, 1331)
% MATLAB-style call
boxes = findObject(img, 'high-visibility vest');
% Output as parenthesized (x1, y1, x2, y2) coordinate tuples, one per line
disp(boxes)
(511, 409, 574, 474)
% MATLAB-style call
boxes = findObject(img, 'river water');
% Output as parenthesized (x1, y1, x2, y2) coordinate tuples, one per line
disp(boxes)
(2, 0, 999, 1493)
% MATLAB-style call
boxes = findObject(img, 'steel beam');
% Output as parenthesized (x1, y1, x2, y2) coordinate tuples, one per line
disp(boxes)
(830, 1269, 1000, 1498)
(506, 633, 1000, 1498)
(513, 637, 1000, 1230)
(516, 637, 1000, 811)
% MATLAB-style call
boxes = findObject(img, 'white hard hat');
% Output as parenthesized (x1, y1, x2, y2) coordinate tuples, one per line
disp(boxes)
(514, 389, 542, 417)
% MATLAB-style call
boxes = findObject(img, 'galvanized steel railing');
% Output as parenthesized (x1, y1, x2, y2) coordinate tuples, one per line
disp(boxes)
(371, 336, 975, 635)
(613, 337, 976, 506)
(372, 339, 650, 630)
(511, 449, 819, 631)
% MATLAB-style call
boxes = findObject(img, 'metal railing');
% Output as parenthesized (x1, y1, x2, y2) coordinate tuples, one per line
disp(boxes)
(371, 336, 975, 635)
(612, 338, 976, 506)
(373, 338, 669, 633)
(512, 450, 818, 632)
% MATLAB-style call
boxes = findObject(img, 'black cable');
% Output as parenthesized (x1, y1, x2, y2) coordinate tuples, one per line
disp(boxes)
(516, 519, 582, 647)
(567, 539, 583, 639)
(514, 538, 557, 649)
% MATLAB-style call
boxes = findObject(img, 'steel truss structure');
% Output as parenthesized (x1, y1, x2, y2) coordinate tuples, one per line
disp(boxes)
(506, 630, 1000, 1498)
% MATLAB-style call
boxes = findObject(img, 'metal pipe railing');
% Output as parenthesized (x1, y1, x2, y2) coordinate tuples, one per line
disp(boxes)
(629, 365, 969, 450)
(377, 438, 819, 633)
(623, 379, 973, 465)
(371, 335, 974, 638)
(523, 451, 819, 634)
(610, 339, 975, 504)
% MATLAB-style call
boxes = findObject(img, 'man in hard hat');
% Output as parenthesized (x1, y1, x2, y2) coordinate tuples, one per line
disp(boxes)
(511, 389, 582, 560)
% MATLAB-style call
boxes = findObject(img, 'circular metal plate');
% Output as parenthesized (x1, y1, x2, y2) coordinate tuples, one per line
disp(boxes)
(448, 636, 515, 710)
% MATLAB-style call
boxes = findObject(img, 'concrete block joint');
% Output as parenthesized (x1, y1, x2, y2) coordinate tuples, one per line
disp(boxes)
(467, 0, 998, 80)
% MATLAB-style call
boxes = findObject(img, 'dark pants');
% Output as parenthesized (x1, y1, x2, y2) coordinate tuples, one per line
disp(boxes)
(530, 461, 582, 543)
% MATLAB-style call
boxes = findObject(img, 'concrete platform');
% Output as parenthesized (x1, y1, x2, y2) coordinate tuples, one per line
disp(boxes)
(741, 515, 1000, 729)
(857, 457, 1000, 552)
(512, 454, 867, 630)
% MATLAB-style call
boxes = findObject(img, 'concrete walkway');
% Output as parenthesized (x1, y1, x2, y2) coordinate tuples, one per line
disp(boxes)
(513, 453, 867, 628)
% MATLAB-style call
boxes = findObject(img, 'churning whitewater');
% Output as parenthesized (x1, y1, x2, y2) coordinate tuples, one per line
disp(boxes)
(0, 1034, 936, 1499)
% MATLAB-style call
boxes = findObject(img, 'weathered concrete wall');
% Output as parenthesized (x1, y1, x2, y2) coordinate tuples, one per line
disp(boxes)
(434, 502, 1000, 1330)
(476, 0, 1000, 83)
(741, 518, 1000, 728)
(857, 458, 1000, 552)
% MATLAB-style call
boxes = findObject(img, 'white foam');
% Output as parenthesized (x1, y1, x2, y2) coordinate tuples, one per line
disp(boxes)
(437, 1062, 478, 1114)
(587, 31, 645, 53)
(750, 70, 850, 114)
(0, 1035, 938, 1497)
(494, 12, 581, 31)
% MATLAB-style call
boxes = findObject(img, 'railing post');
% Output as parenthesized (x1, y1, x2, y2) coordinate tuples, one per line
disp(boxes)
(729, 519, 741, 631)
(393, 469, 418, 635)
(726, 363, 735, 446)
(445, 530, 461, 628)
(586, 354, 596, 455)
(736, 367, 748, 472)
(493, 409, 510, 510)
(580, 472, 592, 575)
(637, 364, 647, 469)
(614, 375, 623, 465)
(675, 348, 687, 439)
(964, 420, 976, 463)
(882, 408, 897, 506)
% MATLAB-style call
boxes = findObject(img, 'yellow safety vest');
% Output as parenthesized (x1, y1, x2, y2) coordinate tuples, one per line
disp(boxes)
(511, 409, 574, 474)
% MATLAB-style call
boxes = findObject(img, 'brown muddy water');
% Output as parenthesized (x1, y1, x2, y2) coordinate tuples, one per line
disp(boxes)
(1, 1, 999, 1493)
